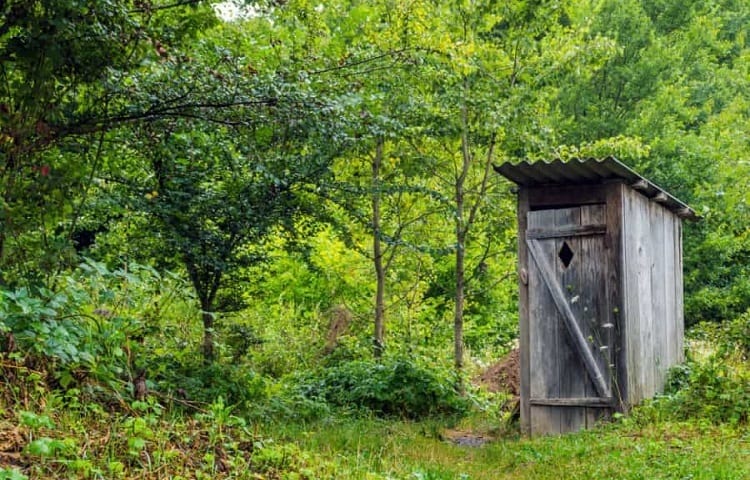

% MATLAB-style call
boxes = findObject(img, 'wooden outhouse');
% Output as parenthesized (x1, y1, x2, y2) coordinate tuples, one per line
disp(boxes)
(495, 157, 698, 436)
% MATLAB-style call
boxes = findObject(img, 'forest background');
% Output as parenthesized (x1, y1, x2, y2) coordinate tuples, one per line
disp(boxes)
(2, 0, 750, 478)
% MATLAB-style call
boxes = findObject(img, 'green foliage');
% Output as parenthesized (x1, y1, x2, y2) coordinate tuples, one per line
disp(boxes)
(4, 3, 750, 479)
(151, 356, 268, 409)
(661, 359, 750, 425)
(291, 358, 468, 419)
(2, 390, 339, 479)
(0, 258, 188, 394)
(721, 310, 750, 358)
(657, 318, 750, 425)
(0, 469, 27, 480)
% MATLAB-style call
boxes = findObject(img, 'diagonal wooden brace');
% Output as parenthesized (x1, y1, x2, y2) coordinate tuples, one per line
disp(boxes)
(526, 238, 611, 399)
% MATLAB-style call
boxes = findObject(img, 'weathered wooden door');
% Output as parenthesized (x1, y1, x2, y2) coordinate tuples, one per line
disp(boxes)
(526, 204, 615, 435)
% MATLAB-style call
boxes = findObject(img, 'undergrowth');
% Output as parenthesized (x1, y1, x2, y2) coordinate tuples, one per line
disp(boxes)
(2, 261, 750, 479)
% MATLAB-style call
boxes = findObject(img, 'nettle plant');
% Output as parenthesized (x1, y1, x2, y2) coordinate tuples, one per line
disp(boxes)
(0, 258, 189, 394)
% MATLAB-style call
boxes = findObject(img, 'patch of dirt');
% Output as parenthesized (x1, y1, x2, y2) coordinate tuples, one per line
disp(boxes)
(0, 421, 24, 469)
(442, 429, 493, 447)
(475, 347, 520, 396)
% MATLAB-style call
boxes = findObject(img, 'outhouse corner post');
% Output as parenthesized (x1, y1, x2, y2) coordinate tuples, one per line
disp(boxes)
(604, 180, 628, 412)
(517, 187, 531, 435)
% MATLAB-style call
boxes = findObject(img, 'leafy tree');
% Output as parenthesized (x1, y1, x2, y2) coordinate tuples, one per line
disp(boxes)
(0, 0, 220, 284)
(553, 0, 750, 324)
(390, 0, 605, 388)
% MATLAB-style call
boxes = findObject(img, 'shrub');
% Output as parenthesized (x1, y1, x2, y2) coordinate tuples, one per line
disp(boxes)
(148, 355, 268, 410)
(291, 358, 468, 419)
(0, 259, 196, 403)
(662, 359, 750, 425)
(721, 309, 750, 359)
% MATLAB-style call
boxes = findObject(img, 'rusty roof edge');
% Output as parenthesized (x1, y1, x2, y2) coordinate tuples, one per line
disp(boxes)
(494, 157, 700, 221)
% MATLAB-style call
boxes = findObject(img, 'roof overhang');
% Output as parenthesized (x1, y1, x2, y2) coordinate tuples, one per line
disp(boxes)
(494, 157, 699, 221)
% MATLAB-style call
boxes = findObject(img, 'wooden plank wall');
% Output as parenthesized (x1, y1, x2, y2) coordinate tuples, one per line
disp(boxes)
(526, 205, 611, 434)
(621, 187, 684, 404)
(605, 183, 627, 410)
(517, 190, 531, 436)
(557, 207, 585, 434)
(578, 205, 611, 429)
(528, 209, 563, 435)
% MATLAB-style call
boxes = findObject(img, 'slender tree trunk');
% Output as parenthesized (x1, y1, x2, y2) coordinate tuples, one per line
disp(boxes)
(201, 299, 216, 363)
(0, 152, 16, 287)
(188, 266, 221, 364)
(372, 139, 386, 359)
(0, 228, 5, 287)
(454, 80, 472, 394)
(454, 227, 466, 393)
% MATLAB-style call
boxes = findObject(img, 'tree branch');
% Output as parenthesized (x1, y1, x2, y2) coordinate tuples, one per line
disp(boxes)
(130, 0, 202, 14)
(464, 133, 496, 236)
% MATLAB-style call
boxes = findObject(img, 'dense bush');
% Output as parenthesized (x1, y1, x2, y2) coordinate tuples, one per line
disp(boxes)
(720, 310, 750, 359)
(291, 358, 468, 419)
(659, 317, 750, 426)
(149, 356, 268, 409)
(662, 359, 750, 425)
(0, 259, 173, 392)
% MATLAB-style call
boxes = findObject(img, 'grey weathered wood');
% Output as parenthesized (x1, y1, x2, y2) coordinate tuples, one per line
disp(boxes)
(622, 187, 655, 402)
(620, 190, 637, 402)
(526, 224, 607, 240)
(579, 204, 612, 427)
(662, 206, 681, 385)
(510, 169, 691, 437)
(517, 189, 531, 436)
(676, 220, 685, 363)
(650, 204, 667, 391)
(631, 179, 648, 191)
(637, 193, 656, 399)
(528, 209, 562, 435)
(530, 397, 614, 407)
(528, 184, 606, 209)
(556, 206, 586, 433)
(526, 237, 610, 399)
(605, 183, 627, 413)
(621, 187, 689, 403)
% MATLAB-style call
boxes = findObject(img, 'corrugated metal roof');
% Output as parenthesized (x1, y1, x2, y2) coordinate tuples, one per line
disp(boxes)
(494, 157, 698, 220)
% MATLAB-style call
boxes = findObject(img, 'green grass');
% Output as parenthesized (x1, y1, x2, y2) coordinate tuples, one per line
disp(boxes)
(4, 386, 750, 479)
(268, 416, 750, 479)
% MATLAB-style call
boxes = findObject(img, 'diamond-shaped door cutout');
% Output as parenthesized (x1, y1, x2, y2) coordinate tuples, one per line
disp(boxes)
(558, 241, 574, 268)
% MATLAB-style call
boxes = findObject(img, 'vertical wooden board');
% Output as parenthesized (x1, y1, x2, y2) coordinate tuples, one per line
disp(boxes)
(579, 204, 611, 427)
(528, 209, 561, 435)
(662, 212, 677, 371)
(517, 190, 531, 435)
(556, 207, 586, 433)
(675, 219, 685, 363)
(605, 183, 627, 410)
(621, 188, 642, 403)
(635, 193, 655, 399)
(649, 203, 668, 391)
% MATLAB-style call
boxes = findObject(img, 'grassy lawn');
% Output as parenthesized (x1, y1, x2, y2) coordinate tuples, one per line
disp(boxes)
(4, 383, 749, 479)
(274, 416, 750, 479)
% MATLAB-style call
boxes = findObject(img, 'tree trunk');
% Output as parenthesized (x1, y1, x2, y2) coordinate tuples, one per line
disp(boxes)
(0, 229, 5, 287)
(372, 139, 386, 359)
(186, 263, 221, 364)
(201, 299, 216, 363)
(453, 78, 472, 394)
(454, 227, 466, 393)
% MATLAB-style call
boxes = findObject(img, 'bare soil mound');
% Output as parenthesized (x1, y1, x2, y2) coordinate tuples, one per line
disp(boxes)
(475, 347, 520, 396)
